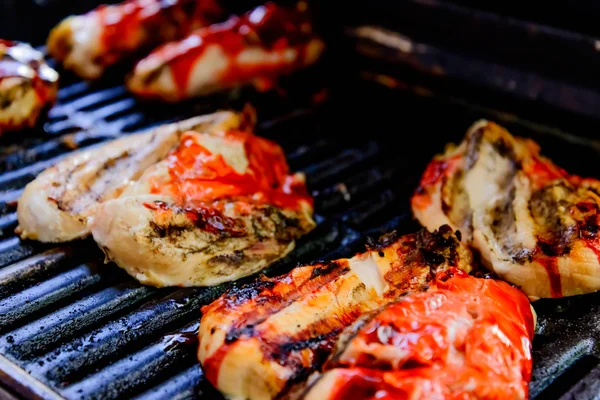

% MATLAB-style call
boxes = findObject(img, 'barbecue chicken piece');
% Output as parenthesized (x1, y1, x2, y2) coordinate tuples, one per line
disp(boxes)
(90, 127, 315, 287)
(17, 111, 242, 242)
(412, 120, 600, 299)
(47, 0, 223, 80)
(199, 226, 472, 400)
(299, 268, 535, 400)
(0, 40, 58, 135)
(126, 2, 325, 102)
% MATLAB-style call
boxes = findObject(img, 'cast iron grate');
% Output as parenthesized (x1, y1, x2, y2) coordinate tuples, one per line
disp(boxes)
(0, 1, 599, 398)
(0, 75, 598, 400)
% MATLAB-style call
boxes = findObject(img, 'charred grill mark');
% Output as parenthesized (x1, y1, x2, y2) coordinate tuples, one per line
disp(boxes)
(144, 200, 247, 238)
(226, 261, 350, 328)
(251, 206, 301, 242)
(383, 226, 461, 297)
(326, 309, 381, 368)
(367, 230, 399, 250)
(51, 134, 158, 213)
(207, 261, 353, 365)
(310, 261, 346, 279)
(492, 137, 517, 160)
(209, 250, 246, 267)
(50, 159, 92, 212)
(224, 279, 277, 306)
(415, 225, 459, 266)
(225, 325, 256, 344)
(441, 175, 451, 216)
(275, 329, 342, 361)
(528, 179, 600, 265)
(269, 306, 371, 397)
(148, 220, 189, 239)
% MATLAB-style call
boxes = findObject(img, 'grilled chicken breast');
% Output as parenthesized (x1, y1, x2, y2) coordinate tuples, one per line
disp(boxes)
(299, 268, 535, 400)
(0, 40, 58, 135)
(412, 120, 600, 299)
(47, 0, 223, 80)
(91, 128, 315, 287)
(126, 3, 325, 102)
(199, 226, 472, 400)
(17, 111, 242, 242)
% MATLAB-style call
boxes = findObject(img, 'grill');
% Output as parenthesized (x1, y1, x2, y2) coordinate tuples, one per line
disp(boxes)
(1, 1, 600, 399)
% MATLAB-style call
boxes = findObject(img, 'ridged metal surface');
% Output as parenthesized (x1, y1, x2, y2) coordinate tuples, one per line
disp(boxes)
(0, 70, 412, 399)
(0, 74, 598, 399)
(0, 1, 599, 399)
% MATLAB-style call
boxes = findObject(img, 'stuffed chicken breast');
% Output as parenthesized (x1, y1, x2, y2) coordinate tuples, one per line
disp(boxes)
(17, 111, 241, 242)
(412, 120, 600, 299)
(127, 2, 325, 102)
(47, 0, 223, 79)
(199, 226, 471, 400)
(90, 128, 315, 287)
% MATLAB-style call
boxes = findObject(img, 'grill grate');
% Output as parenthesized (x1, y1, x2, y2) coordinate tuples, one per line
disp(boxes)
(1, 73, 599, 399)
(0, 63, 410, 399)
(1, 2, 600, 398)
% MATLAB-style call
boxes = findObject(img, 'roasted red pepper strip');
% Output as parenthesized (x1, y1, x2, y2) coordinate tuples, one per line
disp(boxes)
(305, 268, 535, 400)
(146, 129, 312, 211)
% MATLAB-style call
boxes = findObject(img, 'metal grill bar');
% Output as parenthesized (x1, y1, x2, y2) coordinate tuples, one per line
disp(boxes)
(1, 2, 600, 395)
(3, 284, 158, 360)
(131, 366, 203, 400)
(61, 322, 200, 400)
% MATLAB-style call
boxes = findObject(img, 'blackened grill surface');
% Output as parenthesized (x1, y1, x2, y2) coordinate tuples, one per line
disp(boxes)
(1, 2, 600, 400)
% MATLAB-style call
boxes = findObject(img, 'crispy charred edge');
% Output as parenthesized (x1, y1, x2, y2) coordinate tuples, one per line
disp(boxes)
(367, 225, 464, 271)
(275, 325, 346, 395)
(411, 225, 462, 267)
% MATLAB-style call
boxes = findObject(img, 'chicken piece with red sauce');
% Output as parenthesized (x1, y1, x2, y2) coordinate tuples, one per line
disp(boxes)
(126, 2, 325, 102)
(412, 120, 600, 300)
(91, 126, 315, 287)
(0, 40, 58, 135)
(47, 0, 224, 79)
(199, 226, 472, 400)
(299, 268, 535, 400)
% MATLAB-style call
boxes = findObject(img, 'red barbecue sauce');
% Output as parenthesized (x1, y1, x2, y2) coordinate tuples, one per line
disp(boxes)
(142, 2, 321, 98)
(143, 200, 246, 237)
(147, 130, 312, 212)
(532, 252, 562, 298)
(327, 268, 534, 400)
(523, 155, 569, 189)
(95, 0, 223, 65)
